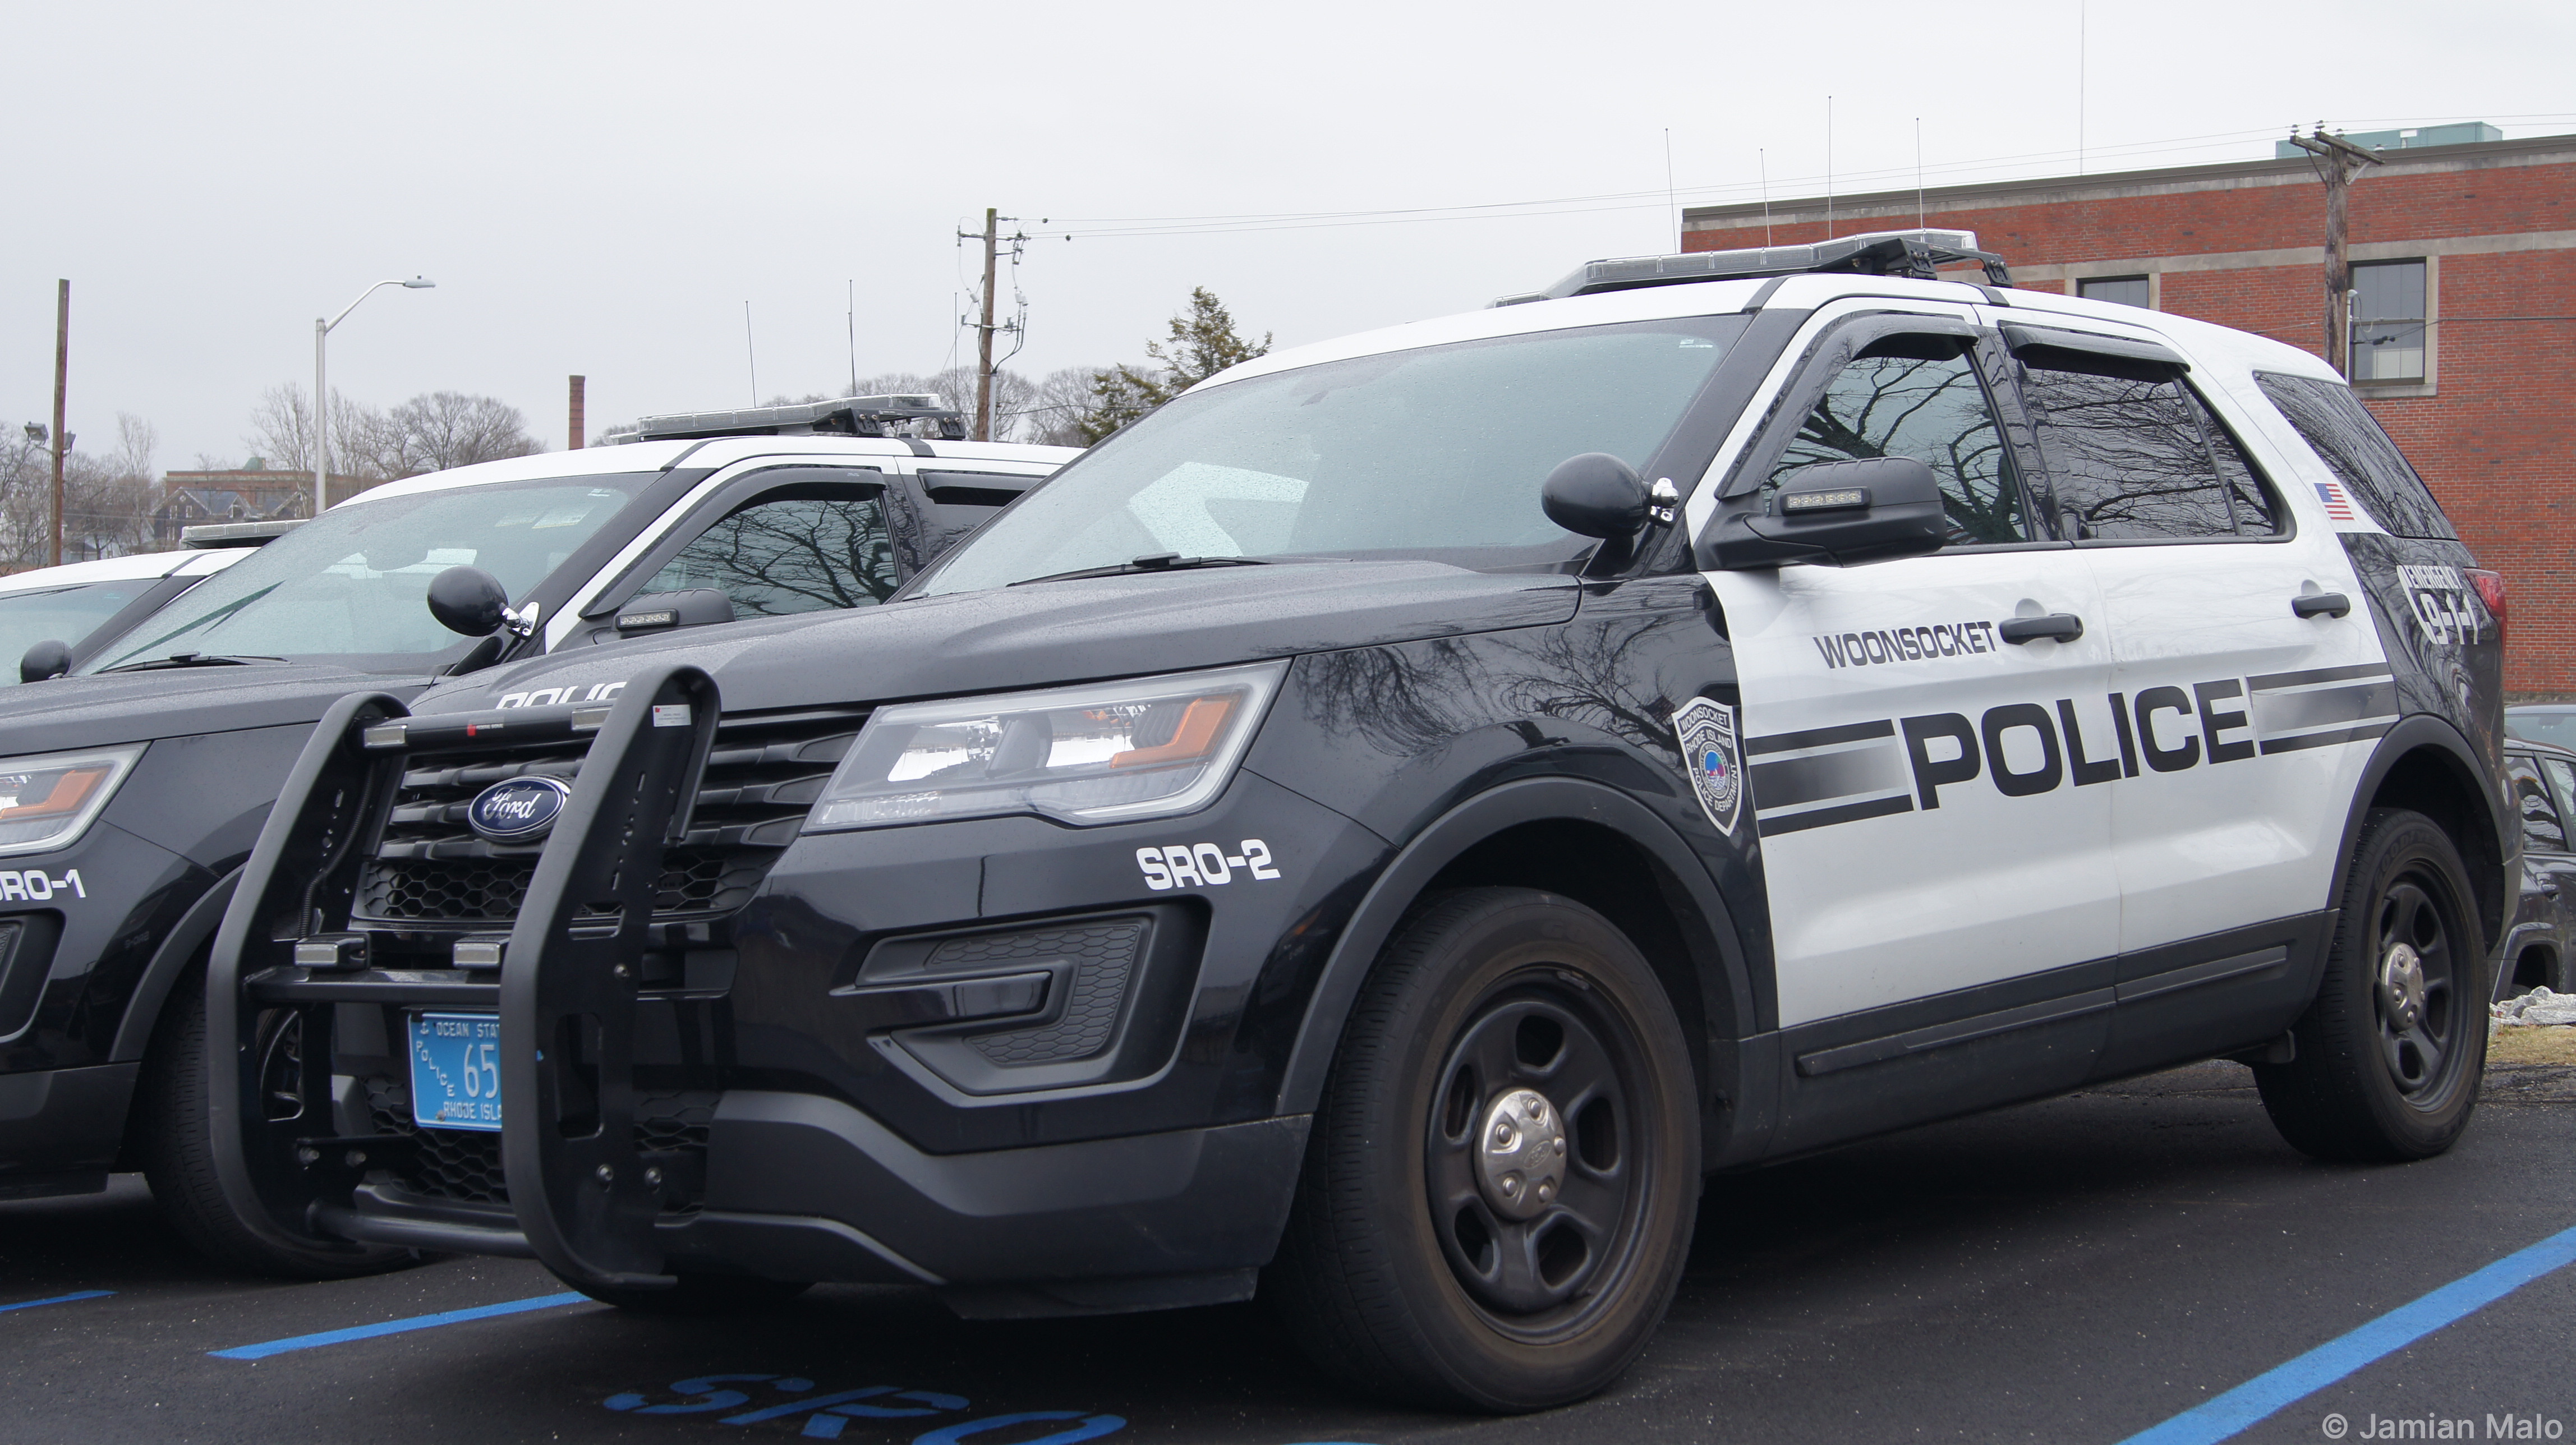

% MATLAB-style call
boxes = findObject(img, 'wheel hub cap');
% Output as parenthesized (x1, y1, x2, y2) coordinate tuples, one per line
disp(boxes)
(1476, 1088, 1566, 1222)
(2380, 942, 2427, 1029)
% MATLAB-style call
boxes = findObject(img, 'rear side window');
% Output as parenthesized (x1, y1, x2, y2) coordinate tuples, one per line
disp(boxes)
(2253, 374, 2456, 540)
(2509, 754, 2569, 854)
(2017, 357, 2282, 541)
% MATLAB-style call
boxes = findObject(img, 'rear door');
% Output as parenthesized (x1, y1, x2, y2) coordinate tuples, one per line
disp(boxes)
(1699, 303, 2120, 1106)
(2506, 750, 2576, 996)
(1993, 319, 2393, 1068)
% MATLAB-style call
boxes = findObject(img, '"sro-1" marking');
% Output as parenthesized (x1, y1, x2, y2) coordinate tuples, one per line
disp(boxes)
(0, 868, 83, 901)
(1137, 840, 1281, 890)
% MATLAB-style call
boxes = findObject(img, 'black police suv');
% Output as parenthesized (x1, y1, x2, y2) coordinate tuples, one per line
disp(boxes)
(0, 400, 1067, 1280)
(211, 232, 2509, 1411)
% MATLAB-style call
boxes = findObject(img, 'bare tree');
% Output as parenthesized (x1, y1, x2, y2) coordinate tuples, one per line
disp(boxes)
(387, 392, 541, 473)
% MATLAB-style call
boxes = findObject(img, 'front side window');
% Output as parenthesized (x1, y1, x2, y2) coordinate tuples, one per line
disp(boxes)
(916, 315, 1749, 596)
(0, 581, 159, 681)
(84, 475, 654, 673)
(1769, 342, 2028, 545)
(640, 492, 896, 618)
(2018, 357, 2280, 541)
(2352, 260, 2427, 383)
(2509, 754, 2568, 854)
(2077, 275, 2152, 309)
(2253, 373, 2455, 540)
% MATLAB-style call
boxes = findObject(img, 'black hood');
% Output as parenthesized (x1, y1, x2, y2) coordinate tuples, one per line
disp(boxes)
(411, 561, 1581, 717)
(0, 662, 433, 753)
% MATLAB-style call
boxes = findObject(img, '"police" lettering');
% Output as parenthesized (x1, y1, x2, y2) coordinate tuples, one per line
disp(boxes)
(1902, 687, 2257, 808)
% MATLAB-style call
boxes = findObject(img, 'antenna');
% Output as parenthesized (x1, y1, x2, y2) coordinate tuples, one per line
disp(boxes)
(743, 300, 758, 406)
(1663, 128, 1678, 250)
(1760, 148, 1773, 248)
(1825, 96, 1835, 240)
(2078, 0, 2087, 176)
(846, 280, 858, 395)
(1916, 117, 1925, 228)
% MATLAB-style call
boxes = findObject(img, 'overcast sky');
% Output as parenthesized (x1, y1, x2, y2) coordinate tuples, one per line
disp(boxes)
(4, 0, 2569, 468)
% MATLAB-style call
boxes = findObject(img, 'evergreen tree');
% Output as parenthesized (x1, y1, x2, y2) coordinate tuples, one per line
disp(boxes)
(1077, 287, 1271, 444)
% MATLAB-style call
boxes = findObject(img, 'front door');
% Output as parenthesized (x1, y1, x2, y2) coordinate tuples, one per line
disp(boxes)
(1703, 311, 2122, 1034)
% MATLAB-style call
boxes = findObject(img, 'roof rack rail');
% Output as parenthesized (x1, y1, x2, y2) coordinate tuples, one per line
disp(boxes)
(1492, 228, 2013, 307)
(604, 394, 969, 445)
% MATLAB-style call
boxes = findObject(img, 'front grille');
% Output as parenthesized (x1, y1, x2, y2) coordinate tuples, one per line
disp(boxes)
(354, 712, 862, 928)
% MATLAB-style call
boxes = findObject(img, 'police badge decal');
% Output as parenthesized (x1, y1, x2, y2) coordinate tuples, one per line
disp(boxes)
(1671, 697, 1744, 836)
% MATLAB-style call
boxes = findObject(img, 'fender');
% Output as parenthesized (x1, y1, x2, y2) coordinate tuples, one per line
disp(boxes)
(2334, 713, 2509, 954)
(1273, 775, 1762, 1140)
(108, 868, 241, 1061)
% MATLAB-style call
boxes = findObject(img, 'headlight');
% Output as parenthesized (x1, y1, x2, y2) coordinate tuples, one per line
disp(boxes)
(808, 661, 1286, 830)
(0, 745, 144, 856)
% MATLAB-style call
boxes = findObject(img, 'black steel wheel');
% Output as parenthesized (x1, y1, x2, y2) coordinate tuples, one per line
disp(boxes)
(2256, 808, 2488, 1161)
(1267, 888, 1699, 1412)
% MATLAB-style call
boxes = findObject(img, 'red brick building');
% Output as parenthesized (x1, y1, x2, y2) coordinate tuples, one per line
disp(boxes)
(1681, 132, 2576, 699)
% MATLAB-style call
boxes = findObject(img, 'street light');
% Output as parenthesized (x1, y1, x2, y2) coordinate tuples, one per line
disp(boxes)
(314, 276, 435, 516)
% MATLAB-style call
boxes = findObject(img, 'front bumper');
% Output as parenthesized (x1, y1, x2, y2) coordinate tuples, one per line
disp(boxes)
(212, 666, 1349, 1311)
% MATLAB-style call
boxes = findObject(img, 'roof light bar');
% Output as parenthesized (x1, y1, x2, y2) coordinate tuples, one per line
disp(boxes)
(607, 394, 969, 445)
(1492, 229, 2014, 307)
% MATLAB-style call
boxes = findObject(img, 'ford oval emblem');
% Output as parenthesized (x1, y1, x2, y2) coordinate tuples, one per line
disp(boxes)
(466, 776, 572, 844)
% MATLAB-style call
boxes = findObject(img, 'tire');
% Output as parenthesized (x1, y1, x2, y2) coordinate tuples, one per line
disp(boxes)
(1265, 888, 1700, 1412)
(2255, 808, 2490, 1162)
(134, 966, 415, 1279)
(558, 1271, 813, 1315)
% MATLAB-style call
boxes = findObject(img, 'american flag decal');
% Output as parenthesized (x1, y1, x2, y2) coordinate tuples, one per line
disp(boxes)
(2315, 481, 2358, 523)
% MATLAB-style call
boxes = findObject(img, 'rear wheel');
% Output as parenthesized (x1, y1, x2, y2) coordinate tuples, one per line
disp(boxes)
(559, 1271, 813, 1315)
(1266, 889, 1699, 1412)
(2256, 808, 2488, 1161)
(134, 965, 414, 1278)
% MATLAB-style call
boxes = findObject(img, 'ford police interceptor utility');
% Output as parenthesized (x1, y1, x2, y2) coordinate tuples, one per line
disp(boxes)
(209, 232, 2506, 1412)
(0, 397, 1071, 1272)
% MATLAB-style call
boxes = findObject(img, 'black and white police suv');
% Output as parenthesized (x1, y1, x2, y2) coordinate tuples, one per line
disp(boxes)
(0, 397, 1071, 1268)
(210, 232, 2507, 1411)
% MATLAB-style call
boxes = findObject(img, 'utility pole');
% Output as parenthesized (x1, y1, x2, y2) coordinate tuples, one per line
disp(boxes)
(2288, 125, 2384, 378)
(957, 209, 1028, 442)
(569, 375, 586, 450)
(50, 280, 67, 568)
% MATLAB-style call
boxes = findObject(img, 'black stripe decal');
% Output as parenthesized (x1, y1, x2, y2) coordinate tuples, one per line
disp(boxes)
(2114, 946, 2289, 1004)
(2247, 661, 2395, 693)
(1796, 987, 2119, 1076)
(1745, 717, 1897, 756)
(2255, 680, 2398, 733)
(2258, 720, 2395, 756)
(1755, 793, 1913, 837)
(1747, 745, 1907, 810)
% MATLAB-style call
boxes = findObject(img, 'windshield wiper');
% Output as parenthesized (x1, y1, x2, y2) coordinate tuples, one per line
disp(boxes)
(98, 652, 286, 674)
(1009, 553, 1269, 588)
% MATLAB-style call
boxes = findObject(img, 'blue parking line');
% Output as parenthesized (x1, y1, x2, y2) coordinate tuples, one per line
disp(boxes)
(209, 1291, 586, 1360)
(2117, 1222, 2576, 1445)
(0, 1290, 113, 1314)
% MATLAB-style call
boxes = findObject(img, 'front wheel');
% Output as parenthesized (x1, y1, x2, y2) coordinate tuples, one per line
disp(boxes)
(2256, 808, 2488, 1161)
(1266, 889, 1700, 1412)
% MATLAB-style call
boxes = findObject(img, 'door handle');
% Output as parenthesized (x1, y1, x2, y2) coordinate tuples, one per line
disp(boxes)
(2292, 592, 2352, 619)
(1997, 613, 2084, 645)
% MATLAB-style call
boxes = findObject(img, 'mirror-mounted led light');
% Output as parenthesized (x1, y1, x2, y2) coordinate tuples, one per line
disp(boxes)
(807, 661, 1286, 831)
(0, 745, 144, 856)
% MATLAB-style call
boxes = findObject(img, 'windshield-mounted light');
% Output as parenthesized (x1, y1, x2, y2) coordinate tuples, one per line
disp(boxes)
(807, 661, 1286, 831)
(0, 744, 144, 856)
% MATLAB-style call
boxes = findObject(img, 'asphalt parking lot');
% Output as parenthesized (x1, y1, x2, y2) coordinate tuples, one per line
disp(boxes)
(6, 1059, 2571, 1445)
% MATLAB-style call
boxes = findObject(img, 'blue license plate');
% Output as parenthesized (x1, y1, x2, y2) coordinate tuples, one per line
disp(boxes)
(408, 1011, 504, 1132)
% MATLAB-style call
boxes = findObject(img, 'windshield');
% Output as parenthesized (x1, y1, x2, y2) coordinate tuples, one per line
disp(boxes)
(83, 475, 654, 673)
(0, 581, 162, 681)
(916, 314, 1748, 595)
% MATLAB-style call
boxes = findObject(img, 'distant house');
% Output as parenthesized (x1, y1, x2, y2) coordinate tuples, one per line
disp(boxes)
(150, 464, 370, 544)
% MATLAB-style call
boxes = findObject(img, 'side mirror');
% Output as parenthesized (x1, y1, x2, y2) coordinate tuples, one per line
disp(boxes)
(426, 565, 513, 637)
(1701, 456, 1948, 569)
(614, 588, 736, 637)
(19, 639, 70, 683)
(1540, 453, 1649, 540)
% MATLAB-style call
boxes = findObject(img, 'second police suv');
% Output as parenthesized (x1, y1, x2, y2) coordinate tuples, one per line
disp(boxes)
(210, 232, 2507, 1412)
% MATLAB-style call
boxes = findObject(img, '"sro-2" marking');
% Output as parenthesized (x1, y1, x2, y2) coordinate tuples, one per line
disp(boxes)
(0, 868, 82, 901)
(1137, 840, 1281, 890)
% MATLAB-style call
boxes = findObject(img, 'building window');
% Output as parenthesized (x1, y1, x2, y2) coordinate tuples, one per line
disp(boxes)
(2077, 274, 2151, 309)
(2352, 259, 2427, 382)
